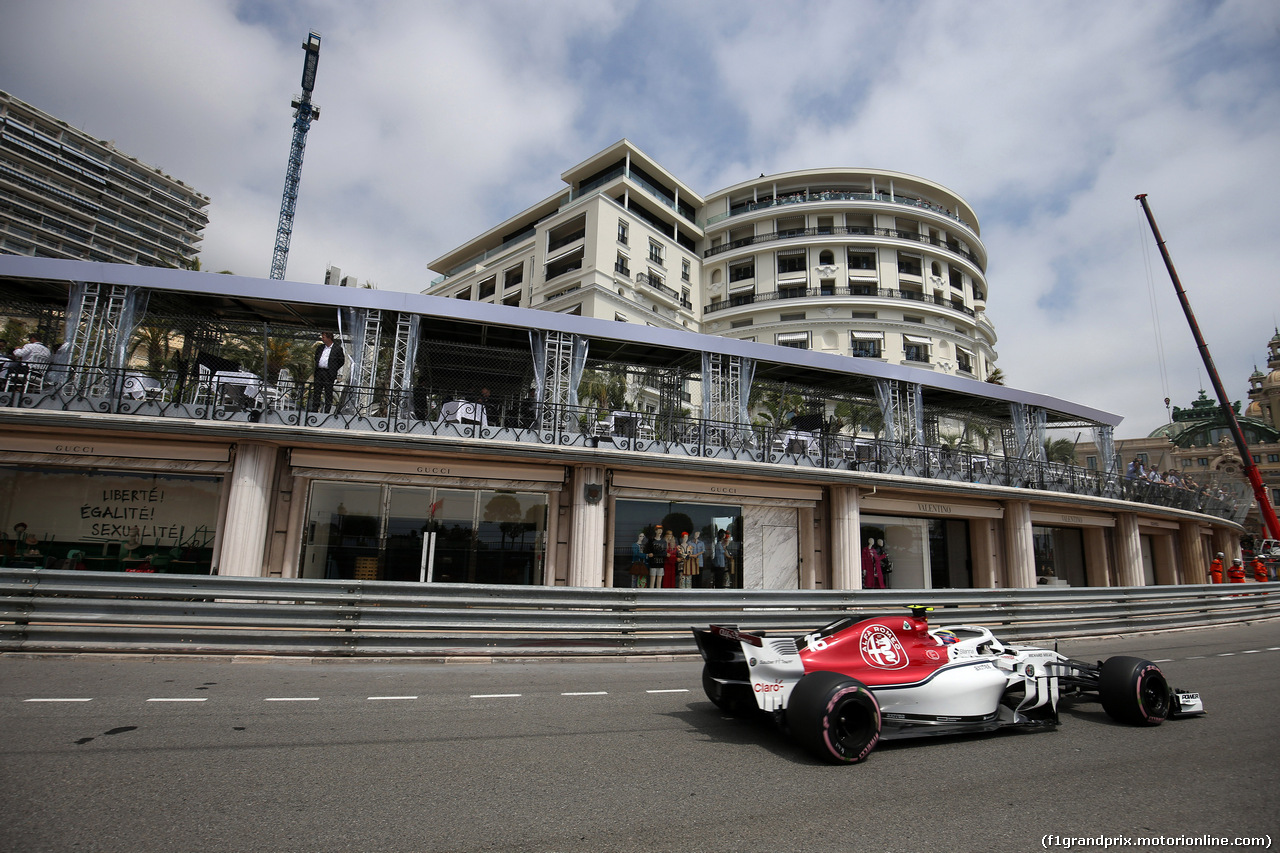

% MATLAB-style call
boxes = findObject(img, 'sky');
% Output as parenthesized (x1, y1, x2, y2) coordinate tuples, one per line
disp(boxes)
(1, 0, 1277, 440)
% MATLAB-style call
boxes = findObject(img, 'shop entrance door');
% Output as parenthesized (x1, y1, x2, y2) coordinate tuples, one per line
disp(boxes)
(382, 488, 476, 582)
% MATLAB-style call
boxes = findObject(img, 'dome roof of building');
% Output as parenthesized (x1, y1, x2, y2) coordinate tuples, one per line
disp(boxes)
(1147, 389, 1280, 446)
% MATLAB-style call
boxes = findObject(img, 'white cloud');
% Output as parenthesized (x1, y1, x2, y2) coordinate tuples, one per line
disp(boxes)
(2, 0, 1277, 438)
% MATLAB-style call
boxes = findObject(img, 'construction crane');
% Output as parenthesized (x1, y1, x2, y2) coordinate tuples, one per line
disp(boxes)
(268, 31, 322, 281)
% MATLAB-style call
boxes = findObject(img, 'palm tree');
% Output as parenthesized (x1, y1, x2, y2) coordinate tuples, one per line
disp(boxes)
(1043, 437, 1077, 465)
(985, 367, 1005, 386)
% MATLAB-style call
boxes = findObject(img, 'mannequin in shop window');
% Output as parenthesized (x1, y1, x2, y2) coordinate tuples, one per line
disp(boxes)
(647, 523, 666, 589)
(663, 530, 679, 588)
(876, 539, 892, 586)
(862, 537, 886, 589)
(713, 531, 727, 588)
(678, 532, 696, 589)
(630, 532, 648, 588)
(690, 530, 707, 587)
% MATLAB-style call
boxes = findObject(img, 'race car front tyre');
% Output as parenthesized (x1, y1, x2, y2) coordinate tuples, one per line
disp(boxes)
(701, 666, 756, 717)
(1099, 656, 1170, 726)
(786, 671, 881, 764)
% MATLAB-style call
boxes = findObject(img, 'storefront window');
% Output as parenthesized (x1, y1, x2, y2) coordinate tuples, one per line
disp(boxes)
(0, 465, 221, 573)
(302, 482, 547, 584)
(612, 500, 742, 589)
(860, 515, 929, 589)
(1032, 526, 1086, 586)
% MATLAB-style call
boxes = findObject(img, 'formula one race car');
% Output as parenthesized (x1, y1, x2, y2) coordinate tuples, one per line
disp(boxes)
(692, 607, 1204, 764)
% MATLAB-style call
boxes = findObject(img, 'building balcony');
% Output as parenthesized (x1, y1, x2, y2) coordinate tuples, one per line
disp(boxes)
(704, 225, 982, 271)
(704, 285, 977, 317)
(703, 189, 977, 235)
(636, 272, 692, 310)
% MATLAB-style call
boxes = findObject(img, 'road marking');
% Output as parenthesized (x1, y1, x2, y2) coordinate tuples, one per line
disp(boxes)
(264, 697, 319, 702)
(1217, 653, 1236, 657)
(24, 698, 93, 703)
(1154, 659, 1173, 663)
(561, 691, 608, 696)
(1186, 655, 1206, 659)
(646, 689, 690, 694)
(147, 698, 207, 702)
(368, 696, 418, 701)
(470, 693, 522, 698)
(1242, 649, 1261, 654)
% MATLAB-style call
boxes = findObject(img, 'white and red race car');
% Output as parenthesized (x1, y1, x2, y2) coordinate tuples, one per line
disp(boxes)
(692, 607, 1204, 764)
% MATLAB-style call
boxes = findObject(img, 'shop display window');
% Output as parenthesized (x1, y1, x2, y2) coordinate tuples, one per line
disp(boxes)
(302, 481, 547, 584)
(0, 465, 220, 573)
(1032, 526, 1086, 586)
(612, 500, 742, 589)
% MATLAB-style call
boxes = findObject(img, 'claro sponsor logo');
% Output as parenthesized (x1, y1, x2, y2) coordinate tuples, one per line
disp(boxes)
(754, 679, 785, 693)
(415, 466, 452, 475)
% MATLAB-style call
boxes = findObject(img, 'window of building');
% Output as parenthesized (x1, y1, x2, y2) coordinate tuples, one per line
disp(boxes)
(730, 318, 753, 329)
(454, 289, 471, 300)
(848, 251, 876, 271)
(897, 253, 922, 277)
(949, 268, 963, 290)
(778, 284, 807, 300)
(776, 331, 810, 349)
(609, 500, 743, 589)
(545, 247, 584, 280)
(478, 277, 496, 299)
(850, 333, 883, 358)
(615, 253, 630, 277)
(777, 249, 806, 274)
(503, 265, 524, 289)
(851, 311, 877, 320)
(820, 279, 835, 296)
(618, 219, 629, 245)
(1269, 453, 1280, 463)
(779, 312, 806, 322)
(1086, 456, 1097, 470)
(648, 240, 664, 265)
(503, 292, 522, 307)
(903, 335, 931, 363)
(1197, 458, 1209, 467)
(729, 261, 755, 282)
(681, 258, 691, 282)
(903, 315, 923, 324)
(956, 348, 974, 375)
(819, 249, 834, 265)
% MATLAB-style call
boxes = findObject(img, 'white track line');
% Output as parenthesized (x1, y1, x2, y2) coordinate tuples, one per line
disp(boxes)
(470, 693, 522, 698)
(368, 696, 418, 701)
(147, 698, 207, 702)
(264, 697, 319, 702)
(24, 698, 93, 703)
(646, 689, 690, 694)
(561, 691, 608, 696)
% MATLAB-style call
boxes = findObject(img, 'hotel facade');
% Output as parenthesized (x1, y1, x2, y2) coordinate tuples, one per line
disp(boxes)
(0, 249, 1243, 590)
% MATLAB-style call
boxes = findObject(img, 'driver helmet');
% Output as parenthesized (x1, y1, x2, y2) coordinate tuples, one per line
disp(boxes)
(934, 629, 959, 645)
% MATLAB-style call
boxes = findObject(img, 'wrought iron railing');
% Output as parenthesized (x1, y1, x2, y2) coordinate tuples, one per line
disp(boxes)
(704, 286, 976, 317)
(704, 191, 977, 234)
(0, 367, 1245, 524)
(703, 225, 981, 267)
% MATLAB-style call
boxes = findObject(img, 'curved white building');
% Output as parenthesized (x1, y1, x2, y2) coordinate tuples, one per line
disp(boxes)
(699, 169, 995, 380)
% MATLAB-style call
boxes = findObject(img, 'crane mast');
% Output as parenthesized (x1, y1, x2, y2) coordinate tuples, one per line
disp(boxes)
(269, 31, 321, 281)
(1135, 193, 1280, 541)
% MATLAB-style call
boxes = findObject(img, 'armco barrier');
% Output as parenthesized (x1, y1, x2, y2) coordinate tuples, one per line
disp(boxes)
(2, 568, 1277, 657)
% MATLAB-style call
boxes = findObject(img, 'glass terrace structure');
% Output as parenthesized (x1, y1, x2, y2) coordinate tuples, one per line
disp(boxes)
(0, 256, 1244, 589)
(0, 91, 209, 268)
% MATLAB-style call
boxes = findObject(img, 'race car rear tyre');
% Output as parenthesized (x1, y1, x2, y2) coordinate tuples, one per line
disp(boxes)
(786, 671, 880, 764)
(701, 666, 756, 717)
(1099, 656, 1170, 726)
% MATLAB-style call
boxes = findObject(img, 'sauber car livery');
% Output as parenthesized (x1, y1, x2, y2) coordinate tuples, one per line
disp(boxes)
(692, 607, 1204, 764)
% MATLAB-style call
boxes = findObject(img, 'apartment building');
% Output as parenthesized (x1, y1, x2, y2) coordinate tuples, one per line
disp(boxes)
(0, 91, 209, 268)
(427, 140, 995, 381)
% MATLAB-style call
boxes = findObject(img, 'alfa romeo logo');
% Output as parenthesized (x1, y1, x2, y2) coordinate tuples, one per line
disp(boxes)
(859, 624, 909, 670)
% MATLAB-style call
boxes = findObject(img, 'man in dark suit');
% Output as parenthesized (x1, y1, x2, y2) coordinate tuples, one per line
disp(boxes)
(311, 332, 345, 413)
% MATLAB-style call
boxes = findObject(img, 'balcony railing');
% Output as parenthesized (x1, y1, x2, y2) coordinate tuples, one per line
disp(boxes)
(1, 369, 1243, 526)
(704, 225, 980, 268)
(704, 286, 977, 317)
(635, 272, 692, 310)
(704, 190, 976, 233)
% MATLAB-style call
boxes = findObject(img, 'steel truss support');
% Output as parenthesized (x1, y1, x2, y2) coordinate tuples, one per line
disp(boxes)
(65, 281, 149, 392)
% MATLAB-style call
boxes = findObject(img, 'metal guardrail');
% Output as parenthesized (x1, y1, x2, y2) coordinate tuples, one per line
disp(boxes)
(3, 569, 1278, 658)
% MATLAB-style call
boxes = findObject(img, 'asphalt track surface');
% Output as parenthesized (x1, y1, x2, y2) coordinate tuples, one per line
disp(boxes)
(1, 619, 1277, 853)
